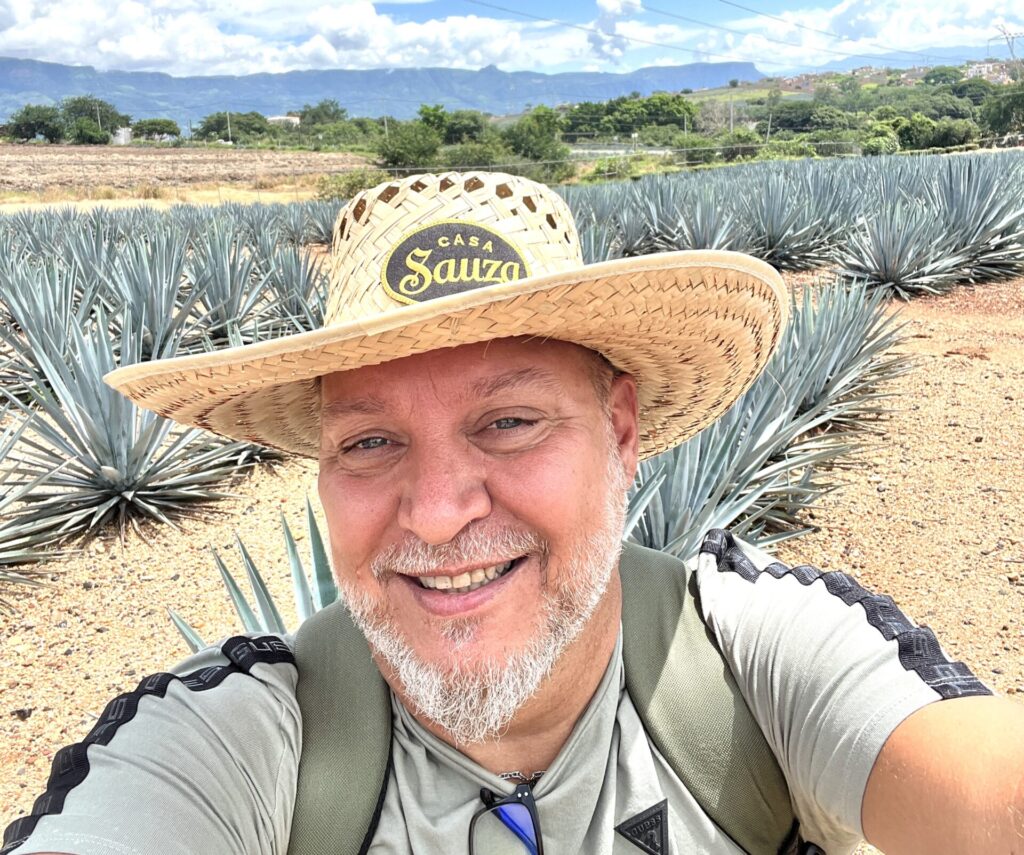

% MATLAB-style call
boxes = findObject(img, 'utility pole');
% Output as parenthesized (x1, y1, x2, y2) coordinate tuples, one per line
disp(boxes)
(729, 93, 734, 133)
(226, 110, 232, 143)
(383, 114, 390, 140)
(96, 103, 102, 131)
(765, 110, 772, 143)
(996, 26, 1024, 77)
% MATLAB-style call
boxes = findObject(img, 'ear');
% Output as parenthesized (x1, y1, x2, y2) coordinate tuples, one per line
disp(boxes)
(607, 373, 640, 482)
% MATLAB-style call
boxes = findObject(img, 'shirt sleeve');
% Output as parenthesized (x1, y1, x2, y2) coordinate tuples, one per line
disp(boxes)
(693, 529, 991, 852)
(2, 634, 301, 855)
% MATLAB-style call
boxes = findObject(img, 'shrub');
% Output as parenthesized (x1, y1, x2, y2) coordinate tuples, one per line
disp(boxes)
(70, 118, 111, 145)
(316, 168, 390, 201)
(755, 139, 816, 160)
(376, 120, 441, 170)
(862, 127, 900, 156)
(440, 138, 514, 170)
(717, 129, 761, 162)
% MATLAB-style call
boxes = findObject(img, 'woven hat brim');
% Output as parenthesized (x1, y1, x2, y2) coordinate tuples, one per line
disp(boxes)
(104, 250, 788, 460)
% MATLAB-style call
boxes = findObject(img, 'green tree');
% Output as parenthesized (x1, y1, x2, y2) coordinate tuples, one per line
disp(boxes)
(893, 112, 937, 149)
(7, 103, 63, 142)
(60, 95, 130, 133)
(196, 111, 270, 141)
(980, 82, 1024, 134)
(503, 105, 567, 161)
(862, 124, 900, 155)
(300, 99, 348, 126)
(132, 118, 181, 138)
(929, 117, 979, 147)
(728, 79, 739, 88)
(440, 136, 513, 169)
(70, 117, 110, 145)
(809, 104, 849, 130)
(923, 65, 964, 86)
(377, 120, 441, 168)
(717, 128, 761, 161)
(417, 104, 448, 136)
(443, 110, 487, 144)
(951, 78, 996, 106)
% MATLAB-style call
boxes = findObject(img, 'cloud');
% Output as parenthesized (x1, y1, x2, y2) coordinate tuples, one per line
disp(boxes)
(0, 0, 600, 75)
(694, 0, 1024, 70)
(0, 0, 1020, 77)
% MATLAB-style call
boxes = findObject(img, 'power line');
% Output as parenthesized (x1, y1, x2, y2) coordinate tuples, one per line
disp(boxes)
(640, 3, 969, 66)
(459, 0, 792, 69)
(708, 0, 984, 64)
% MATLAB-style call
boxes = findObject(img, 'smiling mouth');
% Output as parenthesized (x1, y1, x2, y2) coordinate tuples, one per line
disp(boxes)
(414, 557, 525, 593)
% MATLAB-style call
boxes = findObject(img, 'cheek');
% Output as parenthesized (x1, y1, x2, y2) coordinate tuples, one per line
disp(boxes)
(487, 445, 603, 533)
(318, 468, 396, 594)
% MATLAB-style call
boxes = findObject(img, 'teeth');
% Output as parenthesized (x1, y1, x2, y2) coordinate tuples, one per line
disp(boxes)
(417, 559, 516, 592)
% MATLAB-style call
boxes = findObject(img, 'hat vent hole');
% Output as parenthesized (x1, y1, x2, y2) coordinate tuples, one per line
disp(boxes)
(410, 180, 427, 192)
(379, 185, 400, 203)
(522, 195, 537, 212)
(546, 213, 557, 229)
(439, 177, 455, 191)
(352, 199, 367, 222)
(464, 177, 484, 192)
(337, 216, 348, 239)
(495, 182, 513, 198)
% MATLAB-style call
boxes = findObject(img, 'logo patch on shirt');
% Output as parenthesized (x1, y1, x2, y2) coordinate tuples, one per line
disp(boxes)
(615, 800, 667, 855)
(381, 220, 529, 304)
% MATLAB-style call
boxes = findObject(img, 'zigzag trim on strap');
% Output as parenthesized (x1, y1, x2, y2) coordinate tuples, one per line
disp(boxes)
(2, 635, 294, 855)
(699, 529, 991, 702)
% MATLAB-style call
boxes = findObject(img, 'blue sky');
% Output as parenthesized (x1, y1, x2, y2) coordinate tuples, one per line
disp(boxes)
(0, 0, 1020, 77)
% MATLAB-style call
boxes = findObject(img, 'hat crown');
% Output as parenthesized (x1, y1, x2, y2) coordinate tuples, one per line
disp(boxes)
(324, 172, 584, 324)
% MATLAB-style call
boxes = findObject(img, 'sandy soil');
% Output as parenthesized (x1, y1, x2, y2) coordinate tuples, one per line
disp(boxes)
(1, 275, 1022, 843)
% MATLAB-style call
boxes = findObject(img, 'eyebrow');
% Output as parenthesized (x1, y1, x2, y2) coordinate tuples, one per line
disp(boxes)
(320, 367, 566, 426)
(468, 368, 565, 400)
(320, 397, 388, 424)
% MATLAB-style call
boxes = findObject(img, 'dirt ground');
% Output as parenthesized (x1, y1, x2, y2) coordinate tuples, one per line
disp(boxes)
(0, 143, 367, 197)
(1, 275, 1022, 845)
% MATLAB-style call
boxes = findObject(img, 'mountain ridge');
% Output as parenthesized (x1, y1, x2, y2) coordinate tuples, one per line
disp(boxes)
(0, 57, 764, 124)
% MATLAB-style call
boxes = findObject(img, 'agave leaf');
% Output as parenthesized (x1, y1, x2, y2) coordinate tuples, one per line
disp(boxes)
(282, 514, 316, 624)
(211, 548, 262, 633)
(167, 608, 207, 655)
(306, 497, 336, 610)
(235, 535, 288, 634)
(623, 464, 665, 541)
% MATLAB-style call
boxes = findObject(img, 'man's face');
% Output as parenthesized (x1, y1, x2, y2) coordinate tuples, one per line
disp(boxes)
(317, 338, 638, 740)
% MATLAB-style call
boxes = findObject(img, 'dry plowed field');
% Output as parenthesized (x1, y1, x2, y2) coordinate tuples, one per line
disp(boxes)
(0, 144, 366, 192)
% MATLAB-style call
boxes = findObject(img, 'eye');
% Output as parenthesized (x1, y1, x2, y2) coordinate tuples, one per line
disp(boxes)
(343, 436, 392, 453)
(492, 417, 534, 430)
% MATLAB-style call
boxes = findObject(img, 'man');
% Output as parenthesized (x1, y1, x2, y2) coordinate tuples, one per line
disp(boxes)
(4, 171, 1022, 855)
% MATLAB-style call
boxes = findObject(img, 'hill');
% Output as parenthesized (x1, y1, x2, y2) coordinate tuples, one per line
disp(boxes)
(0, 58, 763, 124)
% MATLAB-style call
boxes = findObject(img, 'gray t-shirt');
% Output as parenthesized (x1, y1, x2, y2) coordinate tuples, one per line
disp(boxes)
(4, 537, 991, 855)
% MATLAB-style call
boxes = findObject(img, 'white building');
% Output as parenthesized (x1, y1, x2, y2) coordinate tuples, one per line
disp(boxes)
(268, 115, 300, 127)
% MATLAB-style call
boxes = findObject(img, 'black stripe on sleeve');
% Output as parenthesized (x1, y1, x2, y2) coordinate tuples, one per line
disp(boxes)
(699, 529, 991, 701)
(2, 635, 295, 855)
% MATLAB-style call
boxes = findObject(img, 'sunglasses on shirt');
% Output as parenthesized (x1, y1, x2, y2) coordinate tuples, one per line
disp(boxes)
(468, 783, 545, 855)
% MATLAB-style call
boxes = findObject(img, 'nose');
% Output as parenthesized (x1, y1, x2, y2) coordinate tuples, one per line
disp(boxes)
(396, 444, 491, 545)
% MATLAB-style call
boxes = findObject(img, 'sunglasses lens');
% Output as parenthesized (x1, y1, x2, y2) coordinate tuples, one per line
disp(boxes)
(471, 802, 540, 855)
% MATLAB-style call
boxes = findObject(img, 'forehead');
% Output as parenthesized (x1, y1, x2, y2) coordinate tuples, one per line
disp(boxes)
(319, 338, 600, 411)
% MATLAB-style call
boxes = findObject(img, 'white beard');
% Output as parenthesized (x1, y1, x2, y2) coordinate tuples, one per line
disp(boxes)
(337, 432, 631, 746)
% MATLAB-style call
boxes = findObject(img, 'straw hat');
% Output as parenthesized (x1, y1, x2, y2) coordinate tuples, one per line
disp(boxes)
(105, 171, 788, 460)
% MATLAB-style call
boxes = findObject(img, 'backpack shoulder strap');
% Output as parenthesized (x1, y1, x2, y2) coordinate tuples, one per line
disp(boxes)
(288, 601, 392, 855)
(619, 541, 798, 855)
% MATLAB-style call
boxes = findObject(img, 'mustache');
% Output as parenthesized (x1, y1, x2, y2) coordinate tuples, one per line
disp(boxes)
(370, 524, 547, 579)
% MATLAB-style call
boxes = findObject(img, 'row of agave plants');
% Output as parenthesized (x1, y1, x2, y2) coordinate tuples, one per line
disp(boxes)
(3, 151, 980, 616)
(564, 150, 1024, 299)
